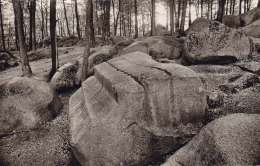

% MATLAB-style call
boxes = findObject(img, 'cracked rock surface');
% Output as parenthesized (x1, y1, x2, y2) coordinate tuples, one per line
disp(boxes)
(69, 52, 207, 166)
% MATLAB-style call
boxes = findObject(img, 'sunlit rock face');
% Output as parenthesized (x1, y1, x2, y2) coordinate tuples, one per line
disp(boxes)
(69, 52, 207, 166)
(184, 19, 253, 65)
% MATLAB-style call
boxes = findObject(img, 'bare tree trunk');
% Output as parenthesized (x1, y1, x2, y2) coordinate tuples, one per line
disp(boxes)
(189, 0, 192, 25)
(134, 0, 138, 38)
(63, 0, 71, 36)
(120, 2, 122, 36)
(229, 0, 232, 15)
(207, 0, 210, 19)
(13, 0, 32, 76)
(211, 0, 213, 19)
(0, 0, 5, 51)
(244, 0, 246, 13)
(90, 0, 95, 46)
(128, 1, 131, 37)
(40, 0, 44, 47)
(75, 0, 81, 38)
(151, 0, 156, 36)
(239, 0, 242, 14)
(226, 0, 229, 15)
(32, 0, 36, 51)
(71, 1, 75, 36)
(29, 1, 32, 51)
(180, 0, 187, 36)
(12, 1, 19, 50)
(232, 0, 235, 14)
(170, 0, 175, 34)
(258, 0, 260, 8)
(45, 2, 48, 38)
(201, 0, 203, 18)
(49, 0, 57, 79)
(114, 0, 121, 36)
(82, 0, 92, 82)
(166, 0, 169, 30)
(175, 0, 181, 33)
(216, 0, 226, 22)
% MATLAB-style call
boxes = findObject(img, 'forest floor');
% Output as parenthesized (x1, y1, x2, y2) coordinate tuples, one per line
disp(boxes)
(0, 46, 84, 84)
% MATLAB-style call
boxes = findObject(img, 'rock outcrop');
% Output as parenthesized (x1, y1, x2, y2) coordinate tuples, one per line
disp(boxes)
(242, 19, 260, 38)
(122, 41, 150, 55)
(184, 20, 252, 64)
(69, 52, 207, 166)
(150, 40, 182, 60)
(162, 113, 260, 166)
(0, 77, 63, 136)
(51, 61, 79, 91)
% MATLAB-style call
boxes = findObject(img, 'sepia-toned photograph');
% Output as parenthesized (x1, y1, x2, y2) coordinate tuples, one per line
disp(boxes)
(0, 0, 259, 165)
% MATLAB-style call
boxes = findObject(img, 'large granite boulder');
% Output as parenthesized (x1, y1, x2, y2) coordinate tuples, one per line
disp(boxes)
(111, 36, 128, 44)
(184, 20, 252, 64)
(114, 39, 135, 53)
(69, 52, 207, 166)
(75, 46, 118, 85)
(0, 77, 63, 136)
(162, 113, 260, 166)
(240, 7, 260, 26)
(51, 61, 79, 91)
(150, 40, 181, 60)
(242, 19, 260, 38)
(122, 41, 150, 55)
(222, 15, 242, 28)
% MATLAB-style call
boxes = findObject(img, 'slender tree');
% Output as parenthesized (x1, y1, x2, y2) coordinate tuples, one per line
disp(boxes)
(63, 0, 71, 36)
(82, 0, 92, 82)
(170, 0, 175, 34)
(216, 0, 226, 22)
(239, 0, 242, 14)
(29, 0, 36, 51)
(13, 1, 32, 76)
(134, 0, 138, 38)
(180, 0, 187, 35)
(12, 1, 19, 50)
(201, 0, 203, 18)
(151, 0, 156, 36)
(90, 0, 95, 45)
(258, 0, 260, 8)
(49, 0, 57, 79)
(40, 0, 45, 47)
(175, 0, 181, 33)
(114, 0, 121, 35)
(0, 0, 5, 51)
(189, 0, 192, 26)
(75, 0, 81, 38)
